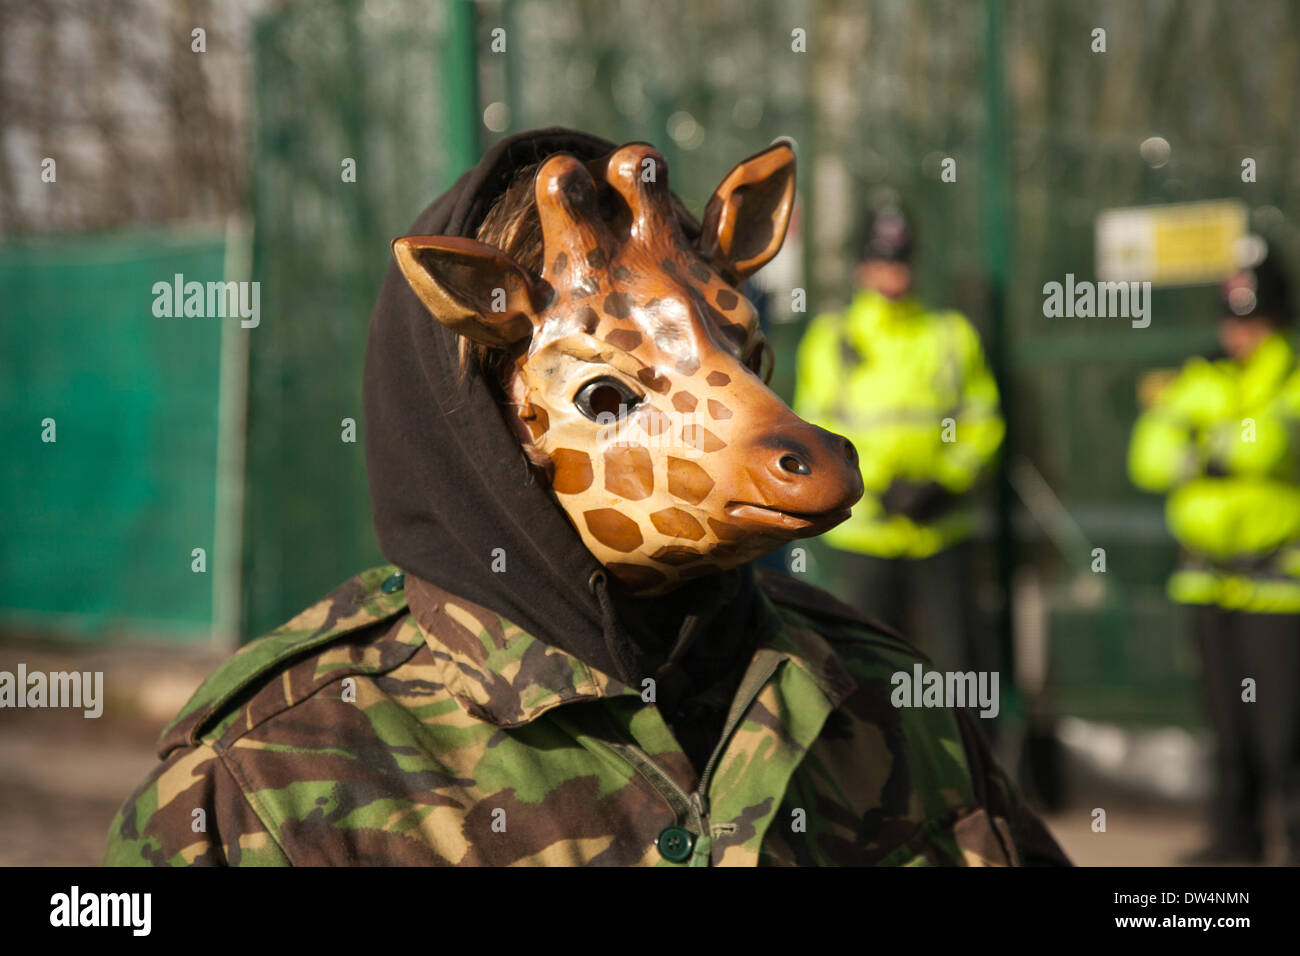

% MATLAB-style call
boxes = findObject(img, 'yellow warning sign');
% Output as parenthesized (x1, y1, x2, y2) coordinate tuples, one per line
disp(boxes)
(1096, 200, 1248, 286)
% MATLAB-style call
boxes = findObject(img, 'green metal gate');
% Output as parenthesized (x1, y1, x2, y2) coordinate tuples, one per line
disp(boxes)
(242, 0, 479, 636)
(242, 0, 1300, 733)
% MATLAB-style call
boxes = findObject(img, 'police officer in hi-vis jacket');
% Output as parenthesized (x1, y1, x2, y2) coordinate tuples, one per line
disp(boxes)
(795, 205, 1005, 675)
(1129, 250, 1300, 864)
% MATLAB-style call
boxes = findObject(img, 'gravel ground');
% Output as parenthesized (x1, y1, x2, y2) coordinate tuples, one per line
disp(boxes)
(0, 638, 222, 866)
(1043, 807, 1209, 867)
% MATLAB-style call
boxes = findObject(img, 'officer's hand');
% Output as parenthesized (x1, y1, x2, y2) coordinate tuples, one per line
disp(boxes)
(1204, 457, 1230, 479)
(879, 480, 958, 522)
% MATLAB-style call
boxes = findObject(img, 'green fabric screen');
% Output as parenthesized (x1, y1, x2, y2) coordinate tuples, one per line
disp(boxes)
(1, 231, 228, 641)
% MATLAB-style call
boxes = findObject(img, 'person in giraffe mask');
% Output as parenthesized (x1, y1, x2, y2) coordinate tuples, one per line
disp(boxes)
(106, 127, 1066, 867)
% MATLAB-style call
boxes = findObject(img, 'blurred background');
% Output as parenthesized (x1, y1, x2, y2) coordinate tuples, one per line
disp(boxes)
(4, 0, 1299, 865)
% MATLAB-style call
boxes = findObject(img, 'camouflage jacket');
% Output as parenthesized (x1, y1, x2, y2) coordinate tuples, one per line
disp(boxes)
(104, 565, 1068, 866)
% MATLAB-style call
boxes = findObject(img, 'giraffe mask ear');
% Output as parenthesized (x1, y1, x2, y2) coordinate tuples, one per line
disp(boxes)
(392, 235, 539, 348)
(697, 142, 796, 284)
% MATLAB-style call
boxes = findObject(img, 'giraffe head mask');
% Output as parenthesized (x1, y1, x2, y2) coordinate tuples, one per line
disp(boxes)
(392, 141, 862, 595)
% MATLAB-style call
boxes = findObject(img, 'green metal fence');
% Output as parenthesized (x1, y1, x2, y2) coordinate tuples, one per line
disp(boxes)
(240, 0, 1300, 730)
(241, 0, 478, 636)
(8, 0, 1297, 734)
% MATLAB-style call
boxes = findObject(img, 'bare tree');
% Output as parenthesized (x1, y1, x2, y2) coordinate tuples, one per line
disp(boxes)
(0, 0, 276, 235)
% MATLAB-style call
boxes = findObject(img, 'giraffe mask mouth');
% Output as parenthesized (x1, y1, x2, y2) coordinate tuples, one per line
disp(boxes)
(724, 502, 853, 537)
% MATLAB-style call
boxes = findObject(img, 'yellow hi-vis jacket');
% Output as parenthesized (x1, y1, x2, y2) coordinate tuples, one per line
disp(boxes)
(794, 289, 1005, 559)
(1128, 333, 1300, 613)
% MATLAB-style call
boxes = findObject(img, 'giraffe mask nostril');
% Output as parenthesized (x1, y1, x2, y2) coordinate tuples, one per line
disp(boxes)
(779, 453, 811, 476)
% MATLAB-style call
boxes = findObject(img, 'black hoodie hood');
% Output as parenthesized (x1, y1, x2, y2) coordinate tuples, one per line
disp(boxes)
(362, 127, 760, 703)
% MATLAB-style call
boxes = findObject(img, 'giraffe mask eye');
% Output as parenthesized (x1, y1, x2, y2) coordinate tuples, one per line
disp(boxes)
(574, 376, 644, 423)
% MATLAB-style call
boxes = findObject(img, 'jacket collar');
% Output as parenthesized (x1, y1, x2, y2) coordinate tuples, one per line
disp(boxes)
(405, 573, 857, 728)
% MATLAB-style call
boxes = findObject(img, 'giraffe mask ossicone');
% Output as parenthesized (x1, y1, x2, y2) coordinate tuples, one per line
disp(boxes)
(392, 141, 863, 596)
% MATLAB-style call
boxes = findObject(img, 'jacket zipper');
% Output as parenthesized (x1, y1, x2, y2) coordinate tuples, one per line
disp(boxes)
(697, 656, 780, 802)
(600, 655, 783, 863)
